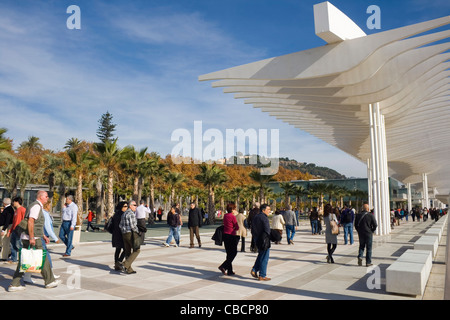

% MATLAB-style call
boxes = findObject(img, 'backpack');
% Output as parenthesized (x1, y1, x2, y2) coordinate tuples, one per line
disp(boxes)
(105, 217, 114, 234)
(341, 209, 353, 224)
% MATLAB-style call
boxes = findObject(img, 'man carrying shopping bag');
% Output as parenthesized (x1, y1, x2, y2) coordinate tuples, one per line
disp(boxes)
(8, 190, 60, 292)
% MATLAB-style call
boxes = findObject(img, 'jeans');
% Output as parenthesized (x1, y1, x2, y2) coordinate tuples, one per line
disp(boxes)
(252, 248, 270, 278)
(286, 225, 296, 243)
(59, 221, 74, 255)
(9, 231, 22, 262)
(166, 226, 181, 246)
(342, 223, 354, 244)
(358, 234, 373, 264)
(310, 220, 318, 234)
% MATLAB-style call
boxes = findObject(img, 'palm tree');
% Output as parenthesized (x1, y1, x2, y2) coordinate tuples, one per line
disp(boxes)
(0, 153, 32, 198)
(215, 187, 228, 214)
(42, 154, 65, 213)
(121, 146, 148, 202)
(230, 186, 243, 211)
(164, 171, 186, 206)
(249, 170, 275, 204)
(64, 137, 82, 151)
(293, 185, 308, 211)
(335, 186, 351, 208)
(195, 163, 228, 224)
(188, 186, 203, 207)
(0, 128, 11, 150)
(246, 184, 260, 205)
(93, 138, 124, 218)
(18, 136, 43, 154)
(142, 155, 167, 213)
(309, 183, 329, 213)
(279, 181, 296, 208)
(67, 148, 92, 225)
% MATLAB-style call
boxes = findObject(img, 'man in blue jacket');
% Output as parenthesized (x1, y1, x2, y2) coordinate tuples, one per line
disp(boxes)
(250, 204, 271, 281)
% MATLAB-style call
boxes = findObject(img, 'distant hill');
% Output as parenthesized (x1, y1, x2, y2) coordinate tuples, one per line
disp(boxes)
(278, 157, 346, 180)
(224, 155, 347, 180)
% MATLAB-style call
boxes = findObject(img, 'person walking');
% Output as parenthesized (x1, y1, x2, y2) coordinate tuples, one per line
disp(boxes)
(284, 205, 298, 245)
(218, 203, 240, 276)
(164, 205, 182, 247)
(309, 207, 319, 235)
(59, 194, 78, 257)
(136, 200, 150, 244)
(85, 210, 96, 232)
(250, 204, 272, 281)
(340, 205, 354, 245)
(119, 200, 141, 274)
(1, 198, 14, 261)
(247, 202, 260, 253)
(188, 202, 202, 248)
(112, 201, 128, 271)
(355, 203, 378, 267)
(8, 197, 26, 263)
(271, 210, 285, 244)
(235, 209, 247, 252)
(42, 201, 61, 280)
(324, 204, 338, 263)
(8, 190, 60, 291)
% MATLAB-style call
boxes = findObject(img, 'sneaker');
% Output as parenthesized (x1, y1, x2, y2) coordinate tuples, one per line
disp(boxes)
(358, 258, 363, 266)
(45, 280, 61, 289)
(8, 285, 26, 292)
(163, 243, 170, 247)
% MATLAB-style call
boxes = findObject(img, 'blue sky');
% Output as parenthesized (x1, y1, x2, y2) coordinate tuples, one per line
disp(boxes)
(0, 0, 448, 178)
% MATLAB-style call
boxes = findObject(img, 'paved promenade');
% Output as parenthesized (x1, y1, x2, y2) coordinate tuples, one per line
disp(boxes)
(0, 216, 447, 302)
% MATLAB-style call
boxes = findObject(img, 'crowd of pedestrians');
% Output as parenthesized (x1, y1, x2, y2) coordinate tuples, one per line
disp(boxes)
(0, 189, 447, 292)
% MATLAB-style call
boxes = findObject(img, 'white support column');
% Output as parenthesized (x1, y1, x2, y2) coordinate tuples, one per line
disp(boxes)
(367, 158, 373, 210)
(369, 103, 390, 235)
(380, 114, 390, 234)
(422, 173, 429, 208)
(407, 183, 412, 213)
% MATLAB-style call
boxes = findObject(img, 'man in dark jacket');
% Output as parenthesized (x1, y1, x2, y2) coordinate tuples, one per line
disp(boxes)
(247, 202, 260, 252)
(354, 203, 378, 267)
(1, 198, 14, 261)
(188, 202, 202, 248)
(250, 204, 271, 281)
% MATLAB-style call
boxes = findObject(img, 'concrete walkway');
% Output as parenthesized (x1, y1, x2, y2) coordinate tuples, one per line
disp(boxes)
(0, 215, 447, 301)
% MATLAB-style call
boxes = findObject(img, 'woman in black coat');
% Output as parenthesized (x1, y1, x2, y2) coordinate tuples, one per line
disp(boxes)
(112, 201, 128, 271)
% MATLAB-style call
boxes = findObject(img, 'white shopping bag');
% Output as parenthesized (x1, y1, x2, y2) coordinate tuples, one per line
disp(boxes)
(19, 247, 46, 273)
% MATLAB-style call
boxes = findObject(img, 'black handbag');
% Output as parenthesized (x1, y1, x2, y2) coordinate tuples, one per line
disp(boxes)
(212, 225, 224, 246)
(256, 232, 271, 251)
(131, 231, 141, 250)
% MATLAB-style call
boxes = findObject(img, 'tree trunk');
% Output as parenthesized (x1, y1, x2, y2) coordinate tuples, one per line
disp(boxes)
(132, 176, 139, 202)
(107, 169, 114, 218)
(95, 176, 103, 223)
(208, 186, 215, 224)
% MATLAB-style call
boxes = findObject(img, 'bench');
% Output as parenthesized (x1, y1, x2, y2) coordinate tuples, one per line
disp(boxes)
(414, 235, 439, 257)
(386, 249, 432, 296)
(425, 227, 442, 241)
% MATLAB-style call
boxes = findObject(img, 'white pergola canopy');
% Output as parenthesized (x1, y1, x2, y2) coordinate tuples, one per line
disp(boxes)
(200, 2, 450, 210)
